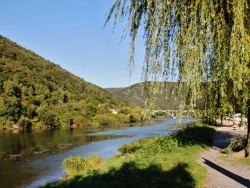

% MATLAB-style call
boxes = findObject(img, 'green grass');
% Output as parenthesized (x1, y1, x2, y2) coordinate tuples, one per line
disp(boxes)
(63, 155, 103, 176)
(240, 158, 250, 165)
(42, 124, 215, 188)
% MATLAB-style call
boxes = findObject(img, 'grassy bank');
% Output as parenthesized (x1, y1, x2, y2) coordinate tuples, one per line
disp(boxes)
(42, 124, 215, 188)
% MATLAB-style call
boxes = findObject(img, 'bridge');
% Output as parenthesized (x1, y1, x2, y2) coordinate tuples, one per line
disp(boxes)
(150, 110, 200, 119)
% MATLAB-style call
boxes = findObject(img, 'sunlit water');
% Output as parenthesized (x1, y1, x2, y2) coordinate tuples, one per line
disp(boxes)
(0, 118, 194, 188)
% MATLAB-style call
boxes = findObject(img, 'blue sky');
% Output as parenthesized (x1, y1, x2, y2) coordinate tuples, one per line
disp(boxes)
(0, 0, 144, 88)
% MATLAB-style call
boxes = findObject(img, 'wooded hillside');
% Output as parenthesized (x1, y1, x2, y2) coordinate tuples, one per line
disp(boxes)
(0, 35, 143, 130)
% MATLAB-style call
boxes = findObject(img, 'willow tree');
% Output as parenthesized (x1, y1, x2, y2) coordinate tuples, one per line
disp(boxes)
(106, 0, 250, 156)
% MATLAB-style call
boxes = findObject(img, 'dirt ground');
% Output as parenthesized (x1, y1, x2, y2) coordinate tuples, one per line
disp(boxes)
(198, 120, 250, 188)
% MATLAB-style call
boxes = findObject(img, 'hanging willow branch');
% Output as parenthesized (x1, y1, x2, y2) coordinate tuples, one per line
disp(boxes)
(106, 0, 250, 119)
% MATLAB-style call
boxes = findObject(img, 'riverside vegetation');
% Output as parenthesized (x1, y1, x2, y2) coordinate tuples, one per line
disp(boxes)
(0, 35, 144, 130)
(42, 123, 215, 188)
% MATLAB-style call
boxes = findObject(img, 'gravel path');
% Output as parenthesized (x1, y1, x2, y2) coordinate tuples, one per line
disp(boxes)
(198, 123, 250, 188)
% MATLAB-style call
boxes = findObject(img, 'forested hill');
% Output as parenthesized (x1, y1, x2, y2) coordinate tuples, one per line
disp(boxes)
(105, 82, 182, 110)
(0, 35, 143, 129)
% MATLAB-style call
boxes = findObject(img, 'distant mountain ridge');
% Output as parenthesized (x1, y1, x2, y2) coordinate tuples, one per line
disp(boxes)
(0, 35, 143, 129)
(105, 88, 125, 95)
(105, 82, 182, 110)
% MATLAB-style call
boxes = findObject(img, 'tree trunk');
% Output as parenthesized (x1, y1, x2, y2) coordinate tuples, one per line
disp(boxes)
(245, 103, 250, 158)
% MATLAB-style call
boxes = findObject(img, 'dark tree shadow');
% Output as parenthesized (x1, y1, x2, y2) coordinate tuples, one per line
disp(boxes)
(203, 158, 250, 187)
(44, 162, 195, 188)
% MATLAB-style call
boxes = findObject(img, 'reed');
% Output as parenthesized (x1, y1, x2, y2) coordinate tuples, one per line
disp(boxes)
(63, 155, 103, 176)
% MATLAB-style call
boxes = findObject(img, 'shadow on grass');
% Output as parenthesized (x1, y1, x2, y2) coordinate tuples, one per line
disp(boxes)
(44, 162, 195, 188)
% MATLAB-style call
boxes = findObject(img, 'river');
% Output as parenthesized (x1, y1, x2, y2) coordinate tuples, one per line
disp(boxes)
(0, 118, 194, 188)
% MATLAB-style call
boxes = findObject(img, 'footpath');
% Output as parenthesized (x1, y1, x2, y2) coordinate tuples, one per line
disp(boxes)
(198, 121, 250, 188)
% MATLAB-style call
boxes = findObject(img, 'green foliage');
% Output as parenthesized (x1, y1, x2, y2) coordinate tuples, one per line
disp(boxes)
(59, 111, 73, 127)
(119, 107, 132, 115)
(40, 110, 60, 128)
(93, 114, 118, 126)
(17, 116, 32, 129)
(119, 138, 156, 155)
(85, 104, 98, 118)
(0, 116, 11, 128)
(116, 113, 130, 124)
(129, 112, 141, 123)
(171, 124, 215, 147)
(73, 116, 88, 126)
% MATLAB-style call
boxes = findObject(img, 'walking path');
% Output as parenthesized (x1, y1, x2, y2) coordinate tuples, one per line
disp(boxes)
(198, 121, 250, 188)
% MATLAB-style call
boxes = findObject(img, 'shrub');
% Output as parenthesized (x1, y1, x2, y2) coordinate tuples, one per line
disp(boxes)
(118, 137, 175, 155)
(129, 113, 141, 123)
(89, 120, 100, 127)
(119, 107, 132, 115)
(85, 104, 97, 118)
(93, 114, 117, 125)
(116, 113, 130, 123)
(132, 107, 143, 114)
(0, 116, 13, 128)
(119, 142, 143, 155)
(73, 116, 87, 126)
(40, 110, 60, 128)
(17, 116, 32, 129)
(171, 124, 214, 147)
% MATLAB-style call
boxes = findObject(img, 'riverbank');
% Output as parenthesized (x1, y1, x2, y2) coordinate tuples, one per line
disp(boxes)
(1, 118, 182, 188)
(42, 123, 215, 187)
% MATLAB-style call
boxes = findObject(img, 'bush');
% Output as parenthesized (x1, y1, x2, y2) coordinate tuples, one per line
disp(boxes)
(171, 124, 214, 147)
(129, 113, 141, 123)
(119, 107, 132, 115)
(132, 107, 143, 114)
(40, 110, 60, 128)
(89, 120, 100, 127)
(119, 141, 143, 155)
(0, 116, 12, 128)
(116, 113, 130, 123)
(93, 114, 118, 125)
(73, 116, 88, 126)
(17, 116, 32, 129)
(118, 137, 176, 155)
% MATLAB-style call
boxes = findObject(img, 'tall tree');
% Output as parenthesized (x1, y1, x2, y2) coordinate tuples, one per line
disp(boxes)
(106, 0, 250, 156)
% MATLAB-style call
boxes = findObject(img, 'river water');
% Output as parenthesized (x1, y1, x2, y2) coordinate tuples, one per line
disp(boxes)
(0, 118, 193, 188)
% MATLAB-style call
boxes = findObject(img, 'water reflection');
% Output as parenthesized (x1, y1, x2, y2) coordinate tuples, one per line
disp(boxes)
(0, 127, 133, 162)
(0, 118, 194, 188)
